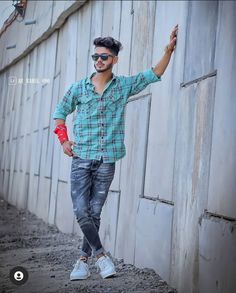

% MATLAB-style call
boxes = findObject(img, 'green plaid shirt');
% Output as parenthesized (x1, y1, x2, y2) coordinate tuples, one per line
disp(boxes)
(53, 68, 161, 162)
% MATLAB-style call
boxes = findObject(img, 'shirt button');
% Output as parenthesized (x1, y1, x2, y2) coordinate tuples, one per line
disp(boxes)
(101, 123, 104, 126)
(101, 98, 103, 101)
(101, 148, 104, 151)
(101, 137, 104, 139)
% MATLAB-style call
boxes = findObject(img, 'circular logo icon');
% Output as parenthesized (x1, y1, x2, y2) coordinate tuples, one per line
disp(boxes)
(9, 266, 28, 285)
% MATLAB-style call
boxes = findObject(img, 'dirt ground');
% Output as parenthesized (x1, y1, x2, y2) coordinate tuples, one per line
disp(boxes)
(0, 197, 178, 293)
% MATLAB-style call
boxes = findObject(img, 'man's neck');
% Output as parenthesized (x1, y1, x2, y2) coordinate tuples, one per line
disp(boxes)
(93, 70, 113, 85)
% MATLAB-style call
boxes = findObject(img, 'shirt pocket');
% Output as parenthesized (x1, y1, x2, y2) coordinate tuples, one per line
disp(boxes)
(77, 95, 97, 118)
(107, 90, 126, 112)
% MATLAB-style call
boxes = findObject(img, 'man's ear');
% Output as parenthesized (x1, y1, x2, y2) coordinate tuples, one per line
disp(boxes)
(113, 56, 118, 65)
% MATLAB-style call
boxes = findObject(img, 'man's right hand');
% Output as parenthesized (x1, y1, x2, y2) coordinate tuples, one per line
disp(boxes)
(62, 140, 75, 157)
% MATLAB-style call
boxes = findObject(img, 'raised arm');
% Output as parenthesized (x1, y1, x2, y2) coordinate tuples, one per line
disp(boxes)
(153, 24, 178, 77)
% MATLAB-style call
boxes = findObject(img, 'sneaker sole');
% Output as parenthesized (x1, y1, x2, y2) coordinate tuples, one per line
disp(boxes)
(101, 270, 116, 279)
(70, 272, 91, 281)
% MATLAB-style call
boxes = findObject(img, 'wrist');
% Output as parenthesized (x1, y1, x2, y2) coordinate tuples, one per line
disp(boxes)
(54, 124, 69, 145)
(60, 139, 69, 145)
(164, 45, 174, 55)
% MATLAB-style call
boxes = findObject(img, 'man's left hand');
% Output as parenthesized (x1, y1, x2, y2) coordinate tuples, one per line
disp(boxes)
(166, 24, 178, 54)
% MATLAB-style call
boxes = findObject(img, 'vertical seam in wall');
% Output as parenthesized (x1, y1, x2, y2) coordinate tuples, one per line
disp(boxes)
(35, 133, 43, 210)
(86, 2, 93, 76)
(213, 0, 220, 69)
(101, 1, 104, 35)
(113, 0, 123, 257)
(75, 10, 79, 80)
(142, 95, 151, 198)
(128, 0, 134, 76)
(101, 0, 105, 35)
(47, 30, 59, 223)
(25, 172, 30, 209)
(119, 0, 134, 190)
(182, 1, 191, 84)
(117, 0, 122, 190)
(129, 0, 136, 265)
(118, 0, 122, 44)
(169, 2, 190, 283)
(35, 42, 47, 211)
(114, 0, 122, 77)
(205, 75, 217, 213)
(206, 2, 220, 210)
(24, 134, 30, 208)
(50, 0, 54, 28)
(169, 1, 190, 283)
(169, 90, 180, 282)
(25, 55, 32, 208)
(142, 0, 157, 198)
(115, 0, 134, 259)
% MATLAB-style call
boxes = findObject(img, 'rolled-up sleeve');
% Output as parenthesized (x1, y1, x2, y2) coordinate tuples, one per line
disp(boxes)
(53, 83, 79, 120)
(123, 67, 161, 97)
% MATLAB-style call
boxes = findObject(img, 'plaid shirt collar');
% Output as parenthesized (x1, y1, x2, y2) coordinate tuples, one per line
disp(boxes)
(85, 72, 117, 86)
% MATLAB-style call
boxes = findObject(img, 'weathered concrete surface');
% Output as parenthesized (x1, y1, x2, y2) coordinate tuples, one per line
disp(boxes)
(100, 191, 120, 257)
(1, 1, 236, 293)
(145, 0, 187, 202)
(207, 1, 236, 219)
(199, 215, 236, 293)
(0, 0, 87, 71)
(171, 77, 216, 293)
(135, 198, 173, 283)
(115, 96, 151, 264)
(0, 197, 178, 293)
(184, 1, 218, 83)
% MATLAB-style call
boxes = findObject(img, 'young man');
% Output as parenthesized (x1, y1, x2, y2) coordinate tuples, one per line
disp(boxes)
(53, 24, 178, 280)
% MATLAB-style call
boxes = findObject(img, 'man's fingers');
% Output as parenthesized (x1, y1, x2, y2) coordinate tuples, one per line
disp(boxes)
(61, 141, 76, 157)
(170, 37, 176, 46)
(64, 146, 73, 156)
(69, 141, 76, 146)
(170, 30, 178, 40)
(170, 25, 178, 40)
(167, 37, 177, 52)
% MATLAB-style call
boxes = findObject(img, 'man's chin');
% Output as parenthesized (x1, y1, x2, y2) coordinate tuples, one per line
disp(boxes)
(95, 67, 108, 73)
(96, 69, 104, 72)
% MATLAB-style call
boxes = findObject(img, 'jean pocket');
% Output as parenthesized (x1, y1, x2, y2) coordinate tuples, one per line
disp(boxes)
(71, 157, 92, 171)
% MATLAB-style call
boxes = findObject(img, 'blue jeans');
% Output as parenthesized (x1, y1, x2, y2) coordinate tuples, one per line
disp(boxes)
(70, 156, 115, 257)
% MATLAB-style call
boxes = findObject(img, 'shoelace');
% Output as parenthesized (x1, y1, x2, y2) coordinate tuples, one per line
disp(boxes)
(73, 259, 87, 270)
(96, 256, 114, 272)
(73, 260, 81, 269)
(96, 257, 105, 272)
(100, 258, 107, 269)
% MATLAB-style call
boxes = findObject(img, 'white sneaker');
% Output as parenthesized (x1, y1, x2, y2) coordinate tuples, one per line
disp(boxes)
(70, 259, 90, 280)
(95, 255, 116, 279)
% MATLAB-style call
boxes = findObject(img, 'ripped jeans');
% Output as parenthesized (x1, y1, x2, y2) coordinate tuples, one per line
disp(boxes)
(70, 156, 115, 258)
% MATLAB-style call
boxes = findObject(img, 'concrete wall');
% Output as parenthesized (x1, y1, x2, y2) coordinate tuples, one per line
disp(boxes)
(0, 1, 235, 292)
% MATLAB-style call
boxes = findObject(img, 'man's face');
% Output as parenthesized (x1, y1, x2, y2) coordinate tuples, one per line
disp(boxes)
(93, 47, 118, 73)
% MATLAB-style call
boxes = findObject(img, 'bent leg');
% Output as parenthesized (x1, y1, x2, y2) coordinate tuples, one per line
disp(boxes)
(81, 161, 115, 257)
(70, 157, 107, 257)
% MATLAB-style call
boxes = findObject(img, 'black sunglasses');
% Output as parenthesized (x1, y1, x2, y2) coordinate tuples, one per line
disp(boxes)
(91, 53, 114, 61)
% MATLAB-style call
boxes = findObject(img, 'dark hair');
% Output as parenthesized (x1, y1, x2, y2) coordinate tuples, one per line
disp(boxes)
(93, 37, 123, 56)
